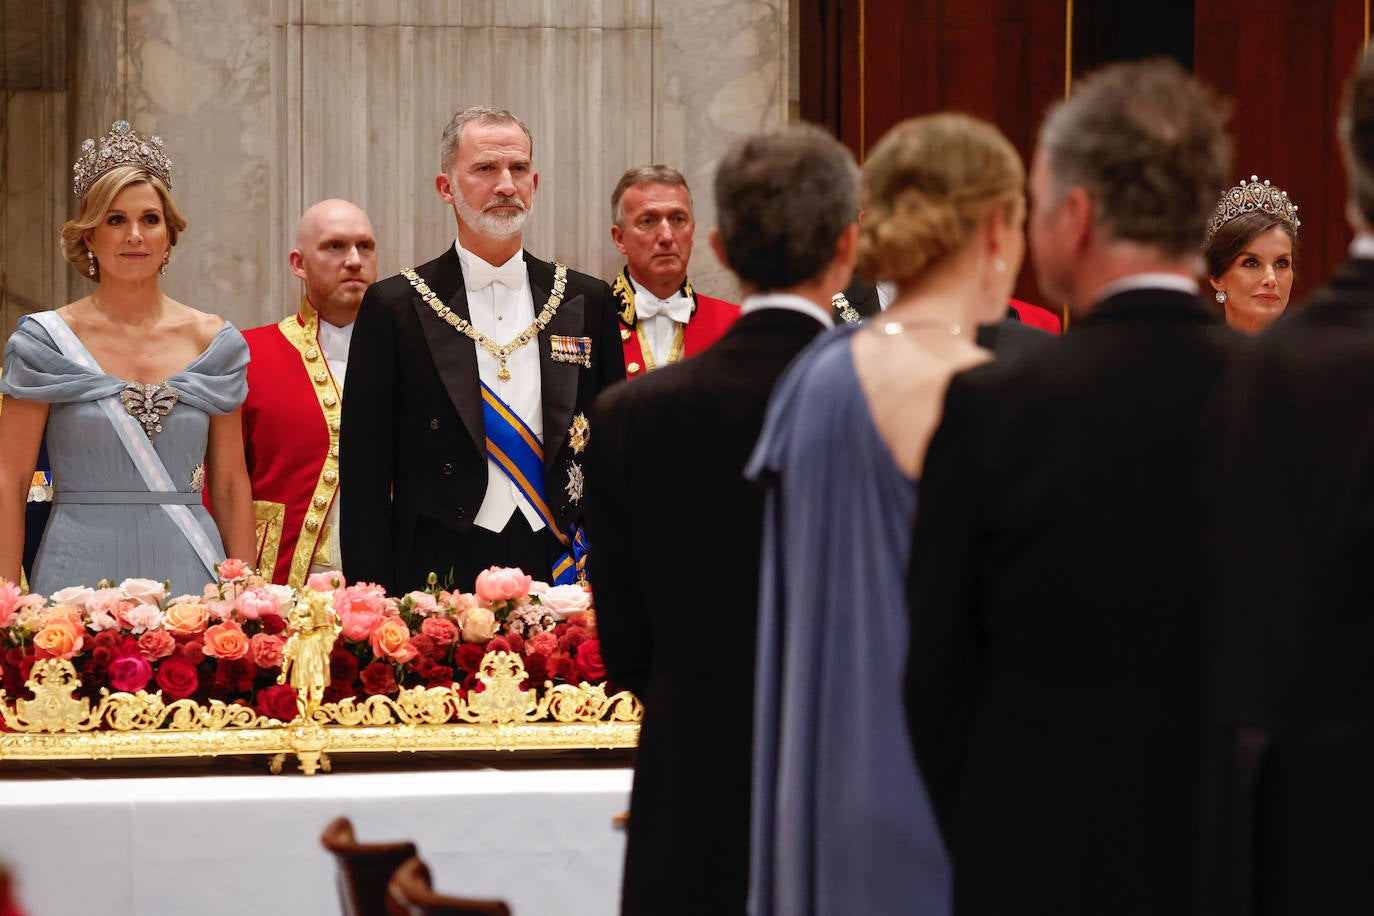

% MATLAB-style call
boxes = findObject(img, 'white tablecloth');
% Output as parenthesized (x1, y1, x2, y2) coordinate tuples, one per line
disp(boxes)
(0, 757, 631, 916)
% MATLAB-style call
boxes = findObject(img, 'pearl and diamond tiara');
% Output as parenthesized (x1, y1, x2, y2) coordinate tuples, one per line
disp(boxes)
(71, 119, 173, 199)
(1203, 175, 1300, 247)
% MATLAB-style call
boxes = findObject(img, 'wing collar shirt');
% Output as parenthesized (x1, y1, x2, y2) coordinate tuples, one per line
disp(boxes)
(1093, 272, 1200, 303)
(455, 241, 546, 534)
(312, 315, 354, 573)
(740, 291, 835, 327)
(629, 274, 693, 366)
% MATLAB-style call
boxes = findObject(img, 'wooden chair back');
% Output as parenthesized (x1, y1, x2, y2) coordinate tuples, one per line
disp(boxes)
(386, 856, 513, 916)
(319, 816, 418, 916)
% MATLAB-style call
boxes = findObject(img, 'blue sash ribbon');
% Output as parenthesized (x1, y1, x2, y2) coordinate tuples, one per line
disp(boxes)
(481, 382, 587, 584)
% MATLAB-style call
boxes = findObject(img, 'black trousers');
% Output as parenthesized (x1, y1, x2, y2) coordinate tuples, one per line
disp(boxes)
(410, 512, 563, 592)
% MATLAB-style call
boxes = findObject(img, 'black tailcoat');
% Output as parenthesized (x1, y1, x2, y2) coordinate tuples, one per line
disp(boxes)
(1209, 257, 1374, 915)
(904, 288, 1239, 915)
(340, 247, 623, 594)
(583, 307, 827, 916)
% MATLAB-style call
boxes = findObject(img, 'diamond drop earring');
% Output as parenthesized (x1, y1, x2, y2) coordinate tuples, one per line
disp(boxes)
(160, 249, 169, 277)
(87, 250, 96, 277)
(1215, 290, 1227, 304)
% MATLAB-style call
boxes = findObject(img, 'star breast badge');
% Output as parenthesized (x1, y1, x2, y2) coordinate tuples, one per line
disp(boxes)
(565, 461, 585, 504)
(568, 413, 590, 454)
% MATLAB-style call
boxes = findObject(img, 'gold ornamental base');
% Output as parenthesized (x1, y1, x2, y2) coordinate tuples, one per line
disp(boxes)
(0, 651, 641, 775)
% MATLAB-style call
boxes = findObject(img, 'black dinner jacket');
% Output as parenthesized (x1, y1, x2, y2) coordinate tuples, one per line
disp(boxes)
(583, 306, 827, 916)
(836, 275, 883, 322)
(1207, 256, 1374, 916)
(340, 246, 623, 594)
(905, 287, 1240, 915)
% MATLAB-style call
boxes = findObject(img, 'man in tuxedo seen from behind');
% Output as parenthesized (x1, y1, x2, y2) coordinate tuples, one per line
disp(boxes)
(583, 124, 860, 916)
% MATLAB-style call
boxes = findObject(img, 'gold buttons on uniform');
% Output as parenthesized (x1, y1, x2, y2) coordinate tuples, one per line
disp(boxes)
(304, 516, 320, 532)
(324, 471, 338, 485)
(323, 395, 337, 408)
(305, 348, 319, 361)
(313, 495, 327, 509)
(331, 445, 340, 458)
(330, 420, 341, 433)
(620, 328, 630, 341)
(313, 370, 328, 384)
(627, 361, 641, 374)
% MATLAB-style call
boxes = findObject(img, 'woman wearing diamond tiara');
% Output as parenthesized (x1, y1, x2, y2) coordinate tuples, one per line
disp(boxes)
(0, 120, 254, 596)
(1204, 175, 1301, 333)
(746, 113, 1025, 915)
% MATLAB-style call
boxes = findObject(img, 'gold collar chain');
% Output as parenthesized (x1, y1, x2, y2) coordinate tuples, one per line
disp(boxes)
(402, 263, 569, 380)
(832, 292, 861, 324)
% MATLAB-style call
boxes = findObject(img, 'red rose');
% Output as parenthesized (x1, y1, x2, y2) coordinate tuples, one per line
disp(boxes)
(549, 654, 577, 683)
(574, 639, 606, 682)
(424, 664, 455, 689)
(330, 646, 360, 686)
(360, 661, 398, 696)
(156, 657, 199, 700)
(557, 625, 590, 654)
(258, 612, 286, 635)
(454, 643, 486, 674)
(214, 656, 256, 692)
(108, 654, 153, 692)
(255, 684, 300, 722)
(408, 634, 439, 662)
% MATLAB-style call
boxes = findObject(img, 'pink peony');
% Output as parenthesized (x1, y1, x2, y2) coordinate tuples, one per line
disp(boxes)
(217, 558, 251, 582)
(339, 607, 385, 641)
(249, 633, 285, 669)
(0, 581, 22, 628)
(307, 571, 346, 592)
(234, 586, 279, 620)
(537, 583, 592, 618)
(118, 577, 168, 606)
(474, 567, 533, 603)
(334, 582, 389, 617)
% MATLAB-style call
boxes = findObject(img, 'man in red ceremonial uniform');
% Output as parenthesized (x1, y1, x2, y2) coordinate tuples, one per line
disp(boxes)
(240, 199, 378, 587)
(609, 165, 739, 377)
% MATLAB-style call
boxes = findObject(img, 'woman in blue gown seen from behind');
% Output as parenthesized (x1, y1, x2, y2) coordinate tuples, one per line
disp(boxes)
(747, 113, 1028, 916)
(0, 120, 254, 597)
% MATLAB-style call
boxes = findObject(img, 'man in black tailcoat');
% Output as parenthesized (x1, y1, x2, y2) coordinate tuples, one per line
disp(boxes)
(583, 125, 860, 916)
(340, 107, 623, 595)
(1208, 48, 1374, 916)
(903, 59, 1239, 915)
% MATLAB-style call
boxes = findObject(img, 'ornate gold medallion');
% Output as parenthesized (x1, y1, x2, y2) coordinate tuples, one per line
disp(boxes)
(568, 413, 590, 454)
(565, 461, 584, 504)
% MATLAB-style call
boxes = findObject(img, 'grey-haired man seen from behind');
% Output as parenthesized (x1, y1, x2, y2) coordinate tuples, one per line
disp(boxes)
(904, 58, 1240, 915)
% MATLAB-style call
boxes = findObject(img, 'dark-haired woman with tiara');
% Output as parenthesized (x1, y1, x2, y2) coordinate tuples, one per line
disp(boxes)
(1204, 175, 1300, 333)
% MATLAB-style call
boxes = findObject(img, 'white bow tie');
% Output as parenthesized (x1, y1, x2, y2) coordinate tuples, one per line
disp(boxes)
(467, 258, 525, 291)
(637, 292, 692, 323)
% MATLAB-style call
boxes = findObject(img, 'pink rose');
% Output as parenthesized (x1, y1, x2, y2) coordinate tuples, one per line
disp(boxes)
(119, 577, 168, 606)
(457, 606, 498, 643)
(249, 633, 285, 669)
(137, 628, 176, 661)
(307, 571, 346, 592)
(525, 631, 558, 657)
(339, 607, 384, 641)
(217, 558, 251, 582)
(0, 581, 22, 628)
(234, 586, 279, 620)
(108, 653, 153, 692)
(537, 583, 592, 618)
(474, 567, 533, 603)
(420, 617, 459, 647)
(163, 602, 210, 636)
(203, 620, 250, 660)
(49, 586, 95, 611)
(370, 617, 417, 663)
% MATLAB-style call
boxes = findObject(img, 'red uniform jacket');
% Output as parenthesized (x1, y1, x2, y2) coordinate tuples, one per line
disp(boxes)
(241, 300, 342, 587)
(611, 267, 740, 377)
(1010, 298, 1063, 334)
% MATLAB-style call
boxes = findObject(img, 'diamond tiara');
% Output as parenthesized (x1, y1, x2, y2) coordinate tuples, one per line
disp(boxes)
(1203, 175, 1300, 247)
(71, 120, 173, 199)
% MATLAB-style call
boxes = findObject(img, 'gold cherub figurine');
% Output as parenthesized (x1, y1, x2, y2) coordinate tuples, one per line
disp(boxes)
(277, 588, 343, 721)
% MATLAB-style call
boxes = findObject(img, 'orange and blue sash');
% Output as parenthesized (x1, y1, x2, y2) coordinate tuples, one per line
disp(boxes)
(481, 382, 587, 584)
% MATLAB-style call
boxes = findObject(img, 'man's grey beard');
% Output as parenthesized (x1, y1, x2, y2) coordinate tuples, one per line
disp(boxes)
(454, 194, 530, 241)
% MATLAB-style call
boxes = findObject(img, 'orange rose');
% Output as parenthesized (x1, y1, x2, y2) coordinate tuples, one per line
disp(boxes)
(163, 602, 210, 636)
(40, 604, 83, 628)
(202, 620, 250, 660)
(370, 617, 418, 663)
(33, 619, 84, 660)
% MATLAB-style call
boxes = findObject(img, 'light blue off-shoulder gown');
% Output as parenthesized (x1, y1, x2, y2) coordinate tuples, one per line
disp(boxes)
(746, 323, 950, 916)
(0, 314, 248, 597)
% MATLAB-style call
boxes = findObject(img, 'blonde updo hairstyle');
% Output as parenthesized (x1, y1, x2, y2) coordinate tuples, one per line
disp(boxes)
(858, 113, 1024, 287)
(60, 165, 187, 281)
